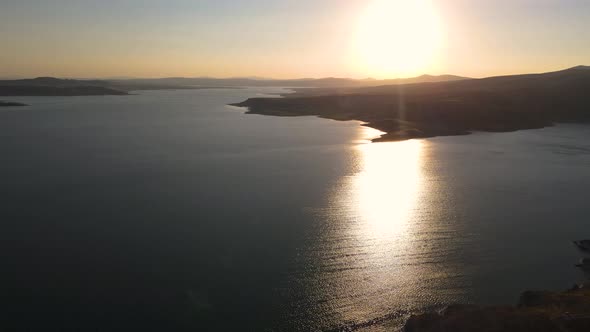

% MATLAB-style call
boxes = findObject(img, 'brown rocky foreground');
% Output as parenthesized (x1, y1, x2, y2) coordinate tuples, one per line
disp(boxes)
(403, 286, 590, 332)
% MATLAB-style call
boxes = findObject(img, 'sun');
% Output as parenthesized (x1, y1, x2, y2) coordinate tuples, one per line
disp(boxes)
(355, 0, 443, 78)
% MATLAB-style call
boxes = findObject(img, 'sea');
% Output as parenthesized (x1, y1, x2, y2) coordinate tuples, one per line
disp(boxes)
(1, 88, 589, 331)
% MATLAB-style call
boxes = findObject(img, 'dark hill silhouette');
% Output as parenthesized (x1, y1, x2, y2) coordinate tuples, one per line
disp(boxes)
(232, 66, 590, 142)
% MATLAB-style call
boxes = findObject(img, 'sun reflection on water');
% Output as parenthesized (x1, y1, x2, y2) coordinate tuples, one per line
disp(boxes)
(355, 140, 423, 241)
(313, 134, 432, 326)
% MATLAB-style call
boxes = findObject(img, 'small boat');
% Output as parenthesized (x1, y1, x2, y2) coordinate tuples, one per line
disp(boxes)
(573, 239, 590, 252)
(575, 258, 590, 270)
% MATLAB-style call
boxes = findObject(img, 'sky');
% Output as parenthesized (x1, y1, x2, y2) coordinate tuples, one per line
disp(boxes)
(1, 0, 589, 79)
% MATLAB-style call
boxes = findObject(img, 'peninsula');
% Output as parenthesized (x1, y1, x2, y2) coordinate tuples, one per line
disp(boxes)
(232, 66, 590, 142)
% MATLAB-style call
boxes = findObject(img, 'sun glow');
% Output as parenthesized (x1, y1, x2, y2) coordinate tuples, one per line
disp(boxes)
(355, 0, 443, 78)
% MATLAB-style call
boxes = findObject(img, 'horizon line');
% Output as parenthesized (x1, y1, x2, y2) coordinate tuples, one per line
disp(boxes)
(1, 64, 587, 82)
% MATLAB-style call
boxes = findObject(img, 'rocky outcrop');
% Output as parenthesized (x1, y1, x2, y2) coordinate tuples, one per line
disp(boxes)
(404, 286, 590, 332)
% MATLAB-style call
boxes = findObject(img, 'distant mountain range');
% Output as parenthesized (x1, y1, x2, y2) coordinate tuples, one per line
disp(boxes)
(117, 74, 469, 89)
(0, 74, 470, 96)
(1, 66, 587, 99)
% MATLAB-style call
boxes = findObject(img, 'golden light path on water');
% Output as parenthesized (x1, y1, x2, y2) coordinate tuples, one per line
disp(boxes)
(355, 138, 423, 242)
(337, 127, 430, 325)
(298, 125, 468, 331)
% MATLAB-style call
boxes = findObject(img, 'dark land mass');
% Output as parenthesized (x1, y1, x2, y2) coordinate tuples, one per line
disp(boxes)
(232, 66, 590, 142)
(404, 285, 590, 332)
(0, 101, 28, 107)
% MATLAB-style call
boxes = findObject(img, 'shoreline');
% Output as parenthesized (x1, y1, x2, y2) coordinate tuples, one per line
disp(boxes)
(229, 99, 556, 143)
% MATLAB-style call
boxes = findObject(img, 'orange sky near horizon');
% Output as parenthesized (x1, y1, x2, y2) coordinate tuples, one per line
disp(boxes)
(1, 0, 589, 79)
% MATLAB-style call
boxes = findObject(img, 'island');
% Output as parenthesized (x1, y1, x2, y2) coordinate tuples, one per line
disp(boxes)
(232, 66, 590, 142)
(0, 101, 28, 107)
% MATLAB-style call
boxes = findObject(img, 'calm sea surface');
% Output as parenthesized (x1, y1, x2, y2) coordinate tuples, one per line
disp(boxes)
(1, 88, 589, 331)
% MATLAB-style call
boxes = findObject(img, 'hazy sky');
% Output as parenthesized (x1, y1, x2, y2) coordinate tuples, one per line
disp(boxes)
(1, 0, 589, 79)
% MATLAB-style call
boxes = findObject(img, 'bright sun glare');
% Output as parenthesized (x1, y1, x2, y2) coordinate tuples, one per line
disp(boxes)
(356, 0, 442, 78)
